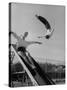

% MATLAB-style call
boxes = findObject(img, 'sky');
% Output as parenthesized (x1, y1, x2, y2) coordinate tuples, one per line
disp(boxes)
(11, 3, 65, 63)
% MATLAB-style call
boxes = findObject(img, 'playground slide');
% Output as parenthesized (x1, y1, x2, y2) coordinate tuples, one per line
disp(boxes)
(11, 44, 55, 85)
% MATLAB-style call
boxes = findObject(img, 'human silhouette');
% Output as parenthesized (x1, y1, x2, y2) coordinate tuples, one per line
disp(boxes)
(10, 31, 42, 53)
(35, 14, 54, 39)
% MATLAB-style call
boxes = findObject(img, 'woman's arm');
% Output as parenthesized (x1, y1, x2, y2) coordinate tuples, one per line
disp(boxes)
(10, 31, 20, 40)
(29, 41, 42, 45)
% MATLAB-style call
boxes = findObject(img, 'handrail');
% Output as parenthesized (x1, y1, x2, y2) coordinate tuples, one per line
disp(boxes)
(11, 45, 38, 86)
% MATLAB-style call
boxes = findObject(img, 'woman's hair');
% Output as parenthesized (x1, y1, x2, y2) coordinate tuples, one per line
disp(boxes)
(17, 47, 26, 53)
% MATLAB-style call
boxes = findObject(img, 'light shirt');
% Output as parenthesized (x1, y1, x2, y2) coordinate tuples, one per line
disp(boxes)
(45, 29, 51, 36)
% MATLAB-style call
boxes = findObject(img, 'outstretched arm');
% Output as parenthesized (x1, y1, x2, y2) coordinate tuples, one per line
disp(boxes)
(23, 32, 28, 40)
(50, 29, 54, 36)
(9, 31, 20, 40)
(29, 41, 42, 45)
(37, 29, 54, 39)
(37, 36, 46, 38)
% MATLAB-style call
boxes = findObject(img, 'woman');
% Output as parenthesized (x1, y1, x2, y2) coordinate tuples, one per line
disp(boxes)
(10, 31, 42, 53)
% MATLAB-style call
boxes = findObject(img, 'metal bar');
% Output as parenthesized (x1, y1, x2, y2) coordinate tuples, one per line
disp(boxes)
(11, 45, 38, 86)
